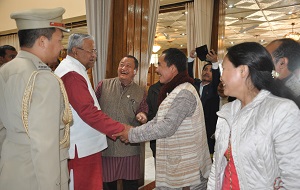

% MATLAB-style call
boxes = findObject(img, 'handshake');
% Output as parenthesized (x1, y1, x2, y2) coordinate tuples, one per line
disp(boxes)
(113, 124, 132, 143)
(113, 112, 147, 143)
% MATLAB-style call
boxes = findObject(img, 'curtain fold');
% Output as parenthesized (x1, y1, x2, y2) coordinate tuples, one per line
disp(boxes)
(186, 0, 214, 79)
(85, 0, 112, 85)
(136, 0, 160, 87)
(147, 0, 160, 64)
(186, 2, 196, 78)
(0, 34, 20, 51)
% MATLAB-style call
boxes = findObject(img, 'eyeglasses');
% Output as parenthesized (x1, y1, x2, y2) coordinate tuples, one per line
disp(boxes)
(77, 47, 97, 54)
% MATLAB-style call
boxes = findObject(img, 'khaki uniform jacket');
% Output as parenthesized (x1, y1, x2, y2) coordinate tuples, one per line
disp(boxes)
(0, 121, 5, 160)
(0, 51, 70, 190)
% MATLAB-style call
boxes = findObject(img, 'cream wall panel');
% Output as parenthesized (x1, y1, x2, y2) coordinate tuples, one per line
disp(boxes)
(0, 0, 86, 33)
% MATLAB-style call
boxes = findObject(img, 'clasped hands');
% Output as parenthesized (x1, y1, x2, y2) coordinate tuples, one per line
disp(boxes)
(113, 124, 132, 143)
(113, 112, 147, 143)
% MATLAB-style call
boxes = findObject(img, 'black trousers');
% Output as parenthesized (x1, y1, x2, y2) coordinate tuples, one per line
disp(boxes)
(103, 179, 139, 190)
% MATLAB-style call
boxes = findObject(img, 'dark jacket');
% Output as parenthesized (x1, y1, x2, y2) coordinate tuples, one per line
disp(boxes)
(146, 81, 162, 158)
(188, 60, 220, 154)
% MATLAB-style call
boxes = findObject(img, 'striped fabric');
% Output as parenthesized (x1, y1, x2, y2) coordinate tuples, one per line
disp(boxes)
(156, 83, 212, 188)
(102, 155, 140, 182)
(155, 175, 207, 190)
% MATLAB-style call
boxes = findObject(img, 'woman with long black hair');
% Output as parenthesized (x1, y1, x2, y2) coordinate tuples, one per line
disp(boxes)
(207, 42, 300, 190)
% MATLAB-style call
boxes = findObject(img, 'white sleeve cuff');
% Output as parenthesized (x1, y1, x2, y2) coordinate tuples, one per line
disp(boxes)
(212, 60, 222, 69)
(187, 57, 195, 62)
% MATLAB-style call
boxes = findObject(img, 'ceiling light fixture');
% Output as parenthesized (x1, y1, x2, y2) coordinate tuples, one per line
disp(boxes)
(152, 44, 161, 53)
(285, 23, 300, 41)
(182, 11, 188, 15)
(150, 53, 159, 66)
(152, 36, 161, 53)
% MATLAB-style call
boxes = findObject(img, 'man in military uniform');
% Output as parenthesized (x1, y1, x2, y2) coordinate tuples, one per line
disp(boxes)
(0, 7, 72, 190)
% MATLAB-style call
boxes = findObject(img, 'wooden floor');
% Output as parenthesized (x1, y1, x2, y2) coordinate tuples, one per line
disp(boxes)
(139, 181, 155, 190)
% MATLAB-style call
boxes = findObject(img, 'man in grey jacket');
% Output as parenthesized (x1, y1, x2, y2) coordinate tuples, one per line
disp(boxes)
(95, 55, 148, 190)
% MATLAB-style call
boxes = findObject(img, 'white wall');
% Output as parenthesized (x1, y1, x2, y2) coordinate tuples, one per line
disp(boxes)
(0, 0, 86, 34)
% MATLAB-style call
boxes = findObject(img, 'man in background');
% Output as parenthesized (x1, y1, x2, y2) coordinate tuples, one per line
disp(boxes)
(266, 38, 300, 105)
(146, 80, 162, 159)
(294, 68, 300, 80)
(188, 49, 221, 155)
(0, 45, 17, 66)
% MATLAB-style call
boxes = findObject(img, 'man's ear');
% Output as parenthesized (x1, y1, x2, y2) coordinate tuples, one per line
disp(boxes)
(134, 69, 137, 74)
(170, 64, 178, 74)
(37, 36, 47, 48)
(71, 47, 77, 56)
(279, 57, 288, 68)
